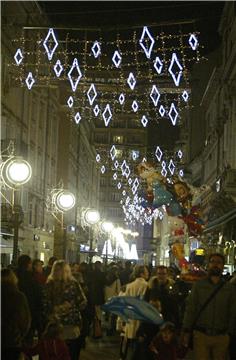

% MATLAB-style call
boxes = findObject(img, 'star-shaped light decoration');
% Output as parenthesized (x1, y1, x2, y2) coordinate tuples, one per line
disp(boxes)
(43, 28, 58, 61)
(139, 26, 155, 59)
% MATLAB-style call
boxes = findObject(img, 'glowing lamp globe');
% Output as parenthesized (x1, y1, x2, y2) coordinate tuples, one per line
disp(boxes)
(84, 209, 100, 225)
(5, 158, 32, 187)
(55, 191, 75, 212)
(101, 221, 114, 233)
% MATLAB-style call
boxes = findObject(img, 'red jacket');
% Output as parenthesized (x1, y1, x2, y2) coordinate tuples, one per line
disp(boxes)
(24, 339, 71, 360)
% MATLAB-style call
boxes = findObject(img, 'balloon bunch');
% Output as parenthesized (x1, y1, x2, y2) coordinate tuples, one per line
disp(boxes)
(136, 161, 206, 236)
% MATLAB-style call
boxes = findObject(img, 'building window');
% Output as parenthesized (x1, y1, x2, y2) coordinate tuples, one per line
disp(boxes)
(113, 135, 124, 144)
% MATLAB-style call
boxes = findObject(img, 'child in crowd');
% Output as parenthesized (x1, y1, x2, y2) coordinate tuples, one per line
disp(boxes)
(131, 295, 162, 360)
(149, 322, 187, 360)
(24, 319, 71, 360)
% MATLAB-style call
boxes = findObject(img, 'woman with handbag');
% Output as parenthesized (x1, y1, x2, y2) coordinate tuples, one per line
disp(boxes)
(43, 260, 87, 360)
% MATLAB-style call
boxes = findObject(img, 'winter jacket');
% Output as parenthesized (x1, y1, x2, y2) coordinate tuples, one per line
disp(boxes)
(24, 339, 71, 360)
(183, 277, 236, 335)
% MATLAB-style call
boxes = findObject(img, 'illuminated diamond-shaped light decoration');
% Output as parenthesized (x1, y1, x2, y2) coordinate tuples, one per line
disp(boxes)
(117, 182, 122, 190)
(119, 93, 125, 105)
(128, 178, 132, 186)
(132, 178, 139, 194)
(124, 166, 131, 179)
(139, 26, 155, 59)
(189, 34, 198, 50)
(154, 56, 163, 74)
(113, 173, 117, 180)
(43, 28, 58, 61)
(159, 211, 164, 220)
(87, 83, 97, 105)
(162, 160, 166, 169)
(96, 154, 101, 162)
(168, 103, 179, 126)
(93, 105, 100, 117)
(101, 165, 106, 174)
(91, 41, 101, 58)
(110, 145, 117, 161)
(112, 50, 122, 68)
(121, 160, 127, 176)
(54, 59, 63, 77)
(141, 115, 148, 127)
(168, 159, 175, 175)
(74, 112, 81, 124)
(132, 100, 139, 112)
(25, 72, 35, 90)
(132, 151, 138, 161)
(67, 96, 74, 108)
(68, 58, 82, 92)
(168, 53, 183, 87)
(142, 157, 147, 163)
(177, 150, 183, 159)
(159, 105, 165, 117)
(161, 168, 167, 177)
(14, 48, 23, 65)
(179, 169, 184, 177)
(182, 90, 189, 102)
(114, 160, 119, 169)
(127, 72, 136, 90)
(122, 190, 126, 196)
(155, 146, 163, 162)
(102, 104, 112, 126)
(150, 85, 161, 106)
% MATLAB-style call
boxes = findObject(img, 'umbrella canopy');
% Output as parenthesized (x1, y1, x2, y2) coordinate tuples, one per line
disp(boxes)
(101, 296, 164, 325)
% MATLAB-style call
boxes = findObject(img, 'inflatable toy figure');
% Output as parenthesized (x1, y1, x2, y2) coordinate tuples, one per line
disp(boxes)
(136, 162, 165, 193)
(172, 242, 189, 271)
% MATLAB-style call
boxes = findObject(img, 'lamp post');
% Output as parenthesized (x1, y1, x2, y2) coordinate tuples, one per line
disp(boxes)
(83, 208, 100, 263)
(0, 156, 32, 265)
(101, 220, 114, 267)
(50, 188, 75, 260)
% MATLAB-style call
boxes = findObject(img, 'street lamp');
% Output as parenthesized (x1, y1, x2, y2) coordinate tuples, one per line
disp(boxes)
(101, 221, 114, 266)
(49, 188, 76, 260)
(0, 156, 32, 265)
(82, 208, 100, 263)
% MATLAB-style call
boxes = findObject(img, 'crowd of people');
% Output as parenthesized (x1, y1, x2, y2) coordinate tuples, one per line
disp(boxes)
(1, 253, 236, 360)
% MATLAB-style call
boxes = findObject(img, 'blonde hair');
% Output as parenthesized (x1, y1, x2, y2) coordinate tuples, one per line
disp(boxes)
(1, 268, 18, 286)
(47, 260, 74, 283)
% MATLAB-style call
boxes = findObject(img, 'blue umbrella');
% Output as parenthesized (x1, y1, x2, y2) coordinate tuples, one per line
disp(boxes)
(101, 296, 164, 325)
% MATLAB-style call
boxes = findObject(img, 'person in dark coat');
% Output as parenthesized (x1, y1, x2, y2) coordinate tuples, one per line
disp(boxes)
(43, 256, 57, 279)
(16, 254, 44, 342)
(1, 268, 31, 360)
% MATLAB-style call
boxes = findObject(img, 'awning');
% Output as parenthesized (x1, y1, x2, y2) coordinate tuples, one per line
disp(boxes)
(204, 207, 236, 232)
